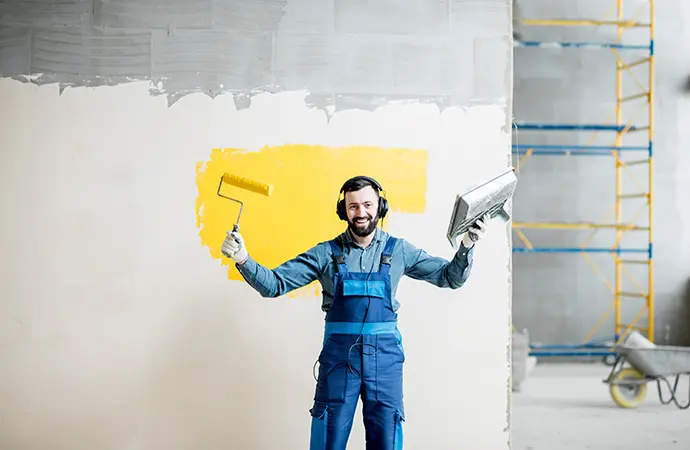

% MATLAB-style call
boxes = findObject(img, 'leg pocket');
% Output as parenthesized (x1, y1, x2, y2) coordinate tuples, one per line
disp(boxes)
(309, 401, 329, 450)
(373, 335, 404, 406)
(315, 334, 350, 403)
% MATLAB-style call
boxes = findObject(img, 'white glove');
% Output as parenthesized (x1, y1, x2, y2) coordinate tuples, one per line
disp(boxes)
(461, 213, 490, 248)
(221, 230, 249, 264)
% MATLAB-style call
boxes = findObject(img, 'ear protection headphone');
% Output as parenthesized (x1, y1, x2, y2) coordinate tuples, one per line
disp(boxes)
(336, 175, 389, 221)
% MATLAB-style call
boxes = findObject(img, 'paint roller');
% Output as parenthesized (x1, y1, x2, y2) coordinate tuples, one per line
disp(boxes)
(217, 172, 274, 234)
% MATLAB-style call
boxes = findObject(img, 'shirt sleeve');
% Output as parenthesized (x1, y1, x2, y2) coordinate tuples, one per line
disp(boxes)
(234, 243, 327, 298)
(401, 238, 475, 289)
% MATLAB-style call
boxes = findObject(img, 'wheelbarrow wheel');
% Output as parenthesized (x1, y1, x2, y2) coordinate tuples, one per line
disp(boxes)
(609, 367, 648, 408)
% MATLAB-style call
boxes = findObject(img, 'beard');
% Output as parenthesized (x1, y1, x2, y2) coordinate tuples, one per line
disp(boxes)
(348, 212, 380, 237)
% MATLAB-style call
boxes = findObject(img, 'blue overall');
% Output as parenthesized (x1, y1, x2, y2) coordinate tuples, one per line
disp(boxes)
(309, 236, 405, 450)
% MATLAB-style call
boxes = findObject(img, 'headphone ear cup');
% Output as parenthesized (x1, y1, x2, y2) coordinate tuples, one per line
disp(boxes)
(379, 197, 389, 219)
(336, 199, 347, 221)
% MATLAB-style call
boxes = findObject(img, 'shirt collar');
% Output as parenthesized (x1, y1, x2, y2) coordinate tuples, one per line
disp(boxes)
(340, 227, 386, 249)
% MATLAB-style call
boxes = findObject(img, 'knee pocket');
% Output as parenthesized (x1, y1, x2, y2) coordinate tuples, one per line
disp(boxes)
(309, 402, 329, 450)
(393, 408, 405, 450)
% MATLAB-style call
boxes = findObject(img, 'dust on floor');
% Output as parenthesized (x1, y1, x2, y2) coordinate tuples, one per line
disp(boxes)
(511, 362, 690, 450)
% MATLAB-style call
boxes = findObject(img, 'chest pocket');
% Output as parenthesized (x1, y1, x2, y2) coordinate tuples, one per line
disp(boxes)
(342, 279, 387, 298)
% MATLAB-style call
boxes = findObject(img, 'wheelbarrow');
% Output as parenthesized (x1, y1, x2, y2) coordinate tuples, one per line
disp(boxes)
(603, 336, 690, 409)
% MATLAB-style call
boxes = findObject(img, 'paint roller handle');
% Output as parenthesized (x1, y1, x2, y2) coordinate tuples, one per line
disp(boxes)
(221, 229, 249, 264)
(229, 225, 240, 245)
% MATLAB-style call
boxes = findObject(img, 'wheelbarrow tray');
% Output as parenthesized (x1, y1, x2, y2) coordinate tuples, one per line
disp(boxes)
(615, 344, 690, 377)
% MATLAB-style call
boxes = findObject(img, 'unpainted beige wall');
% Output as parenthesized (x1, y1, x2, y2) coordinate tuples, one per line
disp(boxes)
(0, 79, 512, 449)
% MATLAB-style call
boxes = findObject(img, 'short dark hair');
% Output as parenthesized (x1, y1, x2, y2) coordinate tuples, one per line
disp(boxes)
(341, 176, 381, 196)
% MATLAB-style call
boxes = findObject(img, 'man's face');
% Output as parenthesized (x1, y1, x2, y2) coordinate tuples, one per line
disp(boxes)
(344, 186, 380, 237)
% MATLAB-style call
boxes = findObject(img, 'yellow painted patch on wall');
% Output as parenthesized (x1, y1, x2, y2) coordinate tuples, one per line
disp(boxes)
(196, 145, 429, 297)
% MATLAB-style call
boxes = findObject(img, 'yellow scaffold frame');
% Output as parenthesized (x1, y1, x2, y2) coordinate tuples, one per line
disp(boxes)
(512, 0, 655, 358)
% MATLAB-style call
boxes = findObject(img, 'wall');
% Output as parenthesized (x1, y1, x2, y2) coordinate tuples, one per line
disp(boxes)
(0, 1, 514, 449)
(512, 0, 690, 347)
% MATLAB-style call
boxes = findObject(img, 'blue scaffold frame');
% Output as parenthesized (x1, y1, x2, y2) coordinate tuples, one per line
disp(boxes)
(511, 1, 655, 359)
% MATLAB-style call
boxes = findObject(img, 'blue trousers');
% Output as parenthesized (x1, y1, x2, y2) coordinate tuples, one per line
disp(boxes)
(310, 333, 405, 450)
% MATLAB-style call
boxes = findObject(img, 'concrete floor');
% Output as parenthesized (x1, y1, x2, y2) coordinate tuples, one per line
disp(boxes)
(511, 363, 690, 450)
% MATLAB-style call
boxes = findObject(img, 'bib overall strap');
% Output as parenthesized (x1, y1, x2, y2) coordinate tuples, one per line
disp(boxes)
(328, 239, 348, 275)
(378, 237, 398, 275)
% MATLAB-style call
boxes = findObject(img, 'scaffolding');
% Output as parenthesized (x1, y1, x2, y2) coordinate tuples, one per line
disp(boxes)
(512, 1, 655, 358)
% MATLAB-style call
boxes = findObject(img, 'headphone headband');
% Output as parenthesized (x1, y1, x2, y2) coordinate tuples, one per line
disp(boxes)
(339, 175, 383, 194)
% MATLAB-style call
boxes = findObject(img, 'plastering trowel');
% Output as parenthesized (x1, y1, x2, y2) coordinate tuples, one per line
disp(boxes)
(446, 168, 518, 248)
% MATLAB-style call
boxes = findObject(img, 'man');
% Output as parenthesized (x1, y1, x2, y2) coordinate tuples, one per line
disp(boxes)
(221, 176, 489, 450)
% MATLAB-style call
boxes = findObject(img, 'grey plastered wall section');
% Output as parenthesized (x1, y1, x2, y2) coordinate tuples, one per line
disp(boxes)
(0, 0, 513, 113)
(512, 0, 690, 346)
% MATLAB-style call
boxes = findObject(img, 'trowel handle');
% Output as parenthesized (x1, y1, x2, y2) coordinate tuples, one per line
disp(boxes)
(494, 208, 511, 223)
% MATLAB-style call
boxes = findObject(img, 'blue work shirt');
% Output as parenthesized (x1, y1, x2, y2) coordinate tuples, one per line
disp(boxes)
(236, 227, 475, 313)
